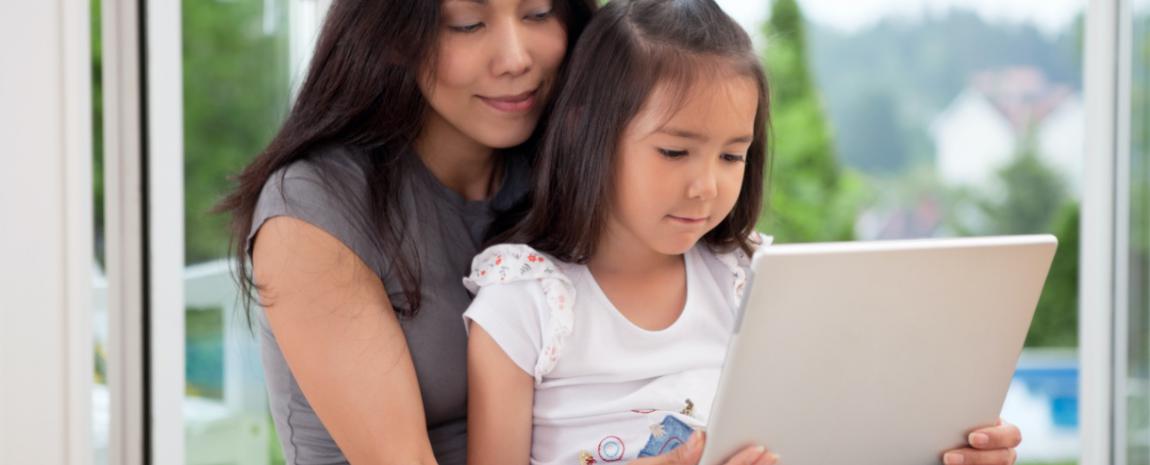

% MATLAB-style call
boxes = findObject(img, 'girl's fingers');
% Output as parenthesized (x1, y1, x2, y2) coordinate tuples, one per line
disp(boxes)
(943, 448, 1018, 465)
(722, 445, 777, 465)
(627, 431, 777, 465)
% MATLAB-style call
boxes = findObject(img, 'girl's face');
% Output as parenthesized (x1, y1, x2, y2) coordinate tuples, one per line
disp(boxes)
(607, 74, 760, 256)
(420, 0, 568, 150)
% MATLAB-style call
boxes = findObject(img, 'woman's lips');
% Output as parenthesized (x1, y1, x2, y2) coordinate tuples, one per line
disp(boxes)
(479, 90, 538, 113)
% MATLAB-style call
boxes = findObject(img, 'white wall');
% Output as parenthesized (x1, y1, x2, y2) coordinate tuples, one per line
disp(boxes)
(0, 0, 94, 464)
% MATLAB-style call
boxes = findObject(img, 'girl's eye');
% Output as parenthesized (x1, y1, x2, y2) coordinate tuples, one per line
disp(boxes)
(526, 9, 555, 22)
(722, 153, 747, 163)
(450, 22, 484, 33)
(658, 148, 689, 159)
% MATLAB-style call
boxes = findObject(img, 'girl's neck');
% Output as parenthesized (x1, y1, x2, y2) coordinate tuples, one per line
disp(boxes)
(414, 114, 501, 202)
(588, 221, 683, 277)
(588, 219, 689, 332)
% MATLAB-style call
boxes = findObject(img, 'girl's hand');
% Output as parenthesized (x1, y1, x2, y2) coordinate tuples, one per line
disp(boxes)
(942, 418, 1022, 465)
(628, 431, 779, 465)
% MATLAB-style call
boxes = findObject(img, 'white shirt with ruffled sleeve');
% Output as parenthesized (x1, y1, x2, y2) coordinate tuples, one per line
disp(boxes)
(462, 237, 769, 465)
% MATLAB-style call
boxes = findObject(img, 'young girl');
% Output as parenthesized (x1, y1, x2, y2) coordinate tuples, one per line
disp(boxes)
(462, 1, 775, 464)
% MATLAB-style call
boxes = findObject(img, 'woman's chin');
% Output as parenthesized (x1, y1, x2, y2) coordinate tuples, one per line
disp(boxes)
(472, 120, 539, 149)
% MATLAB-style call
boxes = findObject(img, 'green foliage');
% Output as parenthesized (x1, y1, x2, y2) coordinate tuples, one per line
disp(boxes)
(807, 11, 1082, 176)
(760, 0, 865, 243)
(92, 0, 105, 265)
(1026, 202, 1079, 347)
(90, 0, 289, 265)
(975, 148, 1069, 236)
(182, 0, 291, 264)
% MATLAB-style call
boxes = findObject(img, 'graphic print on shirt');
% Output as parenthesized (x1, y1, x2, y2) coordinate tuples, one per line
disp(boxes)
(596, 436, 626, 462)
(638, 415, 697, 458)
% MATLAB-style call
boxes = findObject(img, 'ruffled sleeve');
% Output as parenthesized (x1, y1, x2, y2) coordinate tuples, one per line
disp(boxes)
(462, 244, 575, 383)
(707, 233, 774, 309)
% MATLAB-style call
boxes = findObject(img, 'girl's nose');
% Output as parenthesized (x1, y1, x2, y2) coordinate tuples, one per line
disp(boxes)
(687, 164, 719, 201)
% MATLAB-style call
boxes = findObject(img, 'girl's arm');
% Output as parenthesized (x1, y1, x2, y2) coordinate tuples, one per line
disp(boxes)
(467, 323, 535, 465)
(253, 216, 438, 465)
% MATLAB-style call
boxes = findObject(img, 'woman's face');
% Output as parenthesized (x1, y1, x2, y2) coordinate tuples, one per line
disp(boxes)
(420, 0, 568, 150)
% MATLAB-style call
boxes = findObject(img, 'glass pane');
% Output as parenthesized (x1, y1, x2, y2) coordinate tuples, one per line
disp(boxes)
(91, 0, 109, 462)
(717, 1, 1084, 463)
(1128, 2, 1150, 464)
(181, 0, 295, 463)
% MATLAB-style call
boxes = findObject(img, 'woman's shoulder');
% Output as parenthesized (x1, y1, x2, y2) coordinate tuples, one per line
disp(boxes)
(269, 145, 369, 192)
(250, 144, 385, 275)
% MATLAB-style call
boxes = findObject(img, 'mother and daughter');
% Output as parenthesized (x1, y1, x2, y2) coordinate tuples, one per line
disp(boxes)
(222, 0, 1024, 464)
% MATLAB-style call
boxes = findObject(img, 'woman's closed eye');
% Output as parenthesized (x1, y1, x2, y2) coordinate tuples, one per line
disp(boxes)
(449, 22, 484, 33)
(722, 153, 747, 163)
(658, 148, 689, 159)
(525, 8, 555, 22)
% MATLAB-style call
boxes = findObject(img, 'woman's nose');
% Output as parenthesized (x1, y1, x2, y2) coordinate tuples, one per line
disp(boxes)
(491, 21, 532, 78)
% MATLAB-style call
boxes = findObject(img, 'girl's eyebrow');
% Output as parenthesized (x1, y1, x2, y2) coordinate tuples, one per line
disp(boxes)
(656, 127, 753, 145)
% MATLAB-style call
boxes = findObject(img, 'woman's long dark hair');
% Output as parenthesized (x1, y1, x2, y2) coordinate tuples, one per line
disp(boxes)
(219, 0, 595, 320)
(499, 0, 771, 262)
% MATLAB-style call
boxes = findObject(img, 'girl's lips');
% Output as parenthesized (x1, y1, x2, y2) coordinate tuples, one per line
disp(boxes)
(479, 90, 538, 113)
(668, 215, 708, 225)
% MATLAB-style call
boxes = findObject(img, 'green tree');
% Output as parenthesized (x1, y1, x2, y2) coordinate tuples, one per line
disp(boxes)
(975, 147, 1069, 236)
(760, 0, 864, 242)
(92, 0, 105, 266)
(182, 0, 290, 264)
(1025, 201, 1078, 347)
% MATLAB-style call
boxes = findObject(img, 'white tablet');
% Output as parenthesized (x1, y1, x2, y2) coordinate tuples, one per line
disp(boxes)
(699, 235, 1057, 465)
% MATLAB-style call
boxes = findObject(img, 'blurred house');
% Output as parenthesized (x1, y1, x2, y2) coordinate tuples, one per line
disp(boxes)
(931, 66, 1084, 195)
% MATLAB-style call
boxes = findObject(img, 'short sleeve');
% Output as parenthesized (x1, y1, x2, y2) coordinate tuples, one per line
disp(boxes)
(247, 147, 388, 279)
(702, 233, 774, 310)
(462, 280, 550, 378)
(461, 244, 576, 383)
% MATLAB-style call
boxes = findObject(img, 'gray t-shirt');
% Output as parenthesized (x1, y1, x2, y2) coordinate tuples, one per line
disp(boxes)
(248, 145, 530, 465)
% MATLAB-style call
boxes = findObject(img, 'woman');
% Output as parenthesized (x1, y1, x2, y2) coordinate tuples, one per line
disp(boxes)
(221, 0, 1023, 464)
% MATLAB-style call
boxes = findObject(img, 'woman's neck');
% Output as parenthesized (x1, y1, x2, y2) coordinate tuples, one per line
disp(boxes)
(414, 115, 501, 202)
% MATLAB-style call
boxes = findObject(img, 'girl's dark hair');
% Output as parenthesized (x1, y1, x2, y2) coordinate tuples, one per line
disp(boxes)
(499, 0, 771, 262)
(219, 0, 596, 320)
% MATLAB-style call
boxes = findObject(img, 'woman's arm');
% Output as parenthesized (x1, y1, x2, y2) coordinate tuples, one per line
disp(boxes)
(253, 216, 438, 465)
(467, 323, 535, 465)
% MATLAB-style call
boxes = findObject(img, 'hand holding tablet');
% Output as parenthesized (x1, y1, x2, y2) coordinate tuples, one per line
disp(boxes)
(699, 235, 1056, 465)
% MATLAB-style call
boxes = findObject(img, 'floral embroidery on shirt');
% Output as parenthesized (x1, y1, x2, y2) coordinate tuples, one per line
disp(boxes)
(680, 398, 695, 417)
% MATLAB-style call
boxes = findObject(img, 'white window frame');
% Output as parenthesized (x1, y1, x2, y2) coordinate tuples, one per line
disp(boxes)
(102, 0, 185, 463)
(0, 0, 95, 464)
(1082, 0, 1134, 464)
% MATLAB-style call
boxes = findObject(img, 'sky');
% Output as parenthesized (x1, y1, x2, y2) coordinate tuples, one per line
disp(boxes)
(715, 0, 1086, 38)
